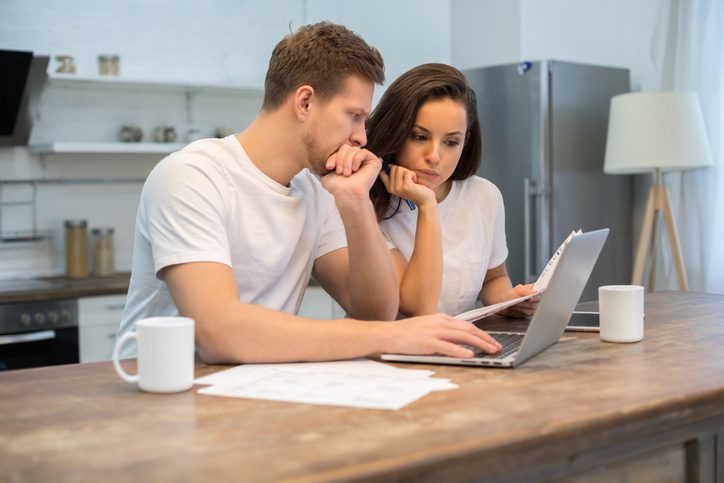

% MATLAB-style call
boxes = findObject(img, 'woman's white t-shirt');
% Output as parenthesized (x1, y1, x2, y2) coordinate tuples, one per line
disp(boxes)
(378, 176, 508, 316)
(118, 136, 347, 354)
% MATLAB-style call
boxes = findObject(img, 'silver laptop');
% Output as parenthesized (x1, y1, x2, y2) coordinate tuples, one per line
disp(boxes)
(382, 228, 609, 368)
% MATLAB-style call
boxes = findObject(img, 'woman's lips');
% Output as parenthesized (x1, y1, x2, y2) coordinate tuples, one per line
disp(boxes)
(416, 169, 439, 179)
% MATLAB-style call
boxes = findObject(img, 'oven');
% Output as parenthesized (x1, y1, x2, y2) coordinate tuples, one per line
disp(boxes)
(0, 299, 79, 371)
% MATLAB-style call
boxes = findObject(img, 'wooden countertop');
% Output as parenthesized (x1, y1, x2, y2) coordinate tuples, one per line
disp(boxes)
(1, 291, 724, 482)
(0, 272, 324, 304)
(0, 273, 131, 303)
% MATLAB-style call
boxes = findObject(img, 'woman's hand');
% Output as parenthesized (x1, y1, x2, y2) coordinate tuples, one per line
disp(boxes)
(499, 284, 541, 318)
(379, 164, 437, 207)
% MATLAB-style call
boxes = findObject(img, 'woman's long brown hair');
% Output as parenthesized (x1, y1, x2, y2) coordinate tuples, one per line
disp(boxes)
(366, 63, 482, 220)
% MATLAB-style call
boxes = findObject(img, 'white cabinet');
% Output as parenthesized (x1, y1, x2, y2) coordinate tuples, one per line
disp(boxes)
(78, 294, 127, 363)
(298, 286, 346, 319)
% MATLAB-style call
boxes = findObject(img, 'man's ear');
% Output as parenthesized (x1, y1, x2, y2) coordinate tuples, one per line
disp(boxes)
(294, 85, 315, 121)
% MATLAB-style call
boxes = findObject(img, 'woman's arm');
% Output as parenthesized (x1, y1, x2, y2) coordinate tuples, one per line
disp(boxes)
(380, 165, 442, 316)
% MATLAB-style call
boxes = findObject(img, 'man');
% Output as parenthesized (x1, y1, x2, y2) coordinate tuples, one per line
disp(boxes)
(119, 21, 502, 362)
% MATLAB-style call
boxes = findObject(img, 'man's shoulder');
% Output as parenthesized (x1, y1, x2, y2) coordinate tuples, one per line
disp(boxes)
(150, 137, 238, 178)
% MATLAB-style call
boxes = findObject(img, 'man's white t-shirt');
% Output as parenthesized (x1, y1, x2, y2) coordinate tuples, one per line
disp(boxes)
(378, 176, 508, 316)
(118, 136, 347, 355)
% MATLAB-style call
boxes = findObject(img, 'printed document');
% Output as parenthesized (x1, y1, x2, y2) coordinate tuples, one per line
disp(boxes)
(456, 229, 582, 322)
(195, 359, 457, 411)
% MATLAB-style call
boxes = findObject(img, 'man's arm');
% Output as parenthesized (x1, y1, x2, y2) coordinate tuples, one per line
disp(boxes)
(317, 146, 400, 320)
(162, 261, 501, 363)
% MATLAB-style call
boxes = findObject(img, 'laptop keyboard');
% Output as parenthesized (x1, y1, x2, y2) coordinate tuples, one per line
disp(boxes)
(462, 332, 524, 359)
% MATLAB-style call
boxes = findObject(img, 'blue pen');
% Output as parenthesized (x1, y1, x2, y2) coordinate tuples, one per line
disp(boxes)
(383, 166, 416, 211)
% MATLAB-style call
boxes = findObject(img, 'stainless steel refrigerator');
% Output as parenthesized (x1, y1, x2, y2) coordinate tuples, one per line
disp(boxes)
(464, 61, 632, 301)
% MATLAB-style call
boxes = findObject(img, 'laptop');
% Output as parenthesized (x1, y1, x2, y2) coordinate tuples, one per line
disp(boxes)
(381, 228, 609, 368)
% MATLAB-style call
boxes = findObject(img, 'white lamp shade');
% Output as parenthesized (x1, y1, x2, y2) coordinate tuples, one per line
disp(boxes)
(604, 91, 713, 174)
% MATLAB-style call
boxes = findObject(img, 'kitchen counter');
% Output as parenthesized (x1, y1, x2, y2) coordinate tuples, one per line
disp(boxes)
(1, 291, 723, 482)
(0, 272, 130, 304)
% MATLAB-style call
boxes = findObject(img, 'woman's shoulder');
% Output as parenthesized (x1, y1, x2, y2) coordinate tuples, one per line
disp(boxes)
(455, 176, 503, 201)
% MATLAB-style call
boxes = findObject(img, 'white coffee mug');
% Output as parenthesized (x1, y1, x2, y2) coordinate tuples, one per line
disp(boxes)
(598, 285, 644, 343)
(112, 316, 195, 393)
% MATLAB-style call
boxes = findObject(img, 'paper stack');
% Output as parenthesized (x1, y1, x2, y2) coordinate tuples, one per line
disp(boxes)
(194, 359, 456, 410)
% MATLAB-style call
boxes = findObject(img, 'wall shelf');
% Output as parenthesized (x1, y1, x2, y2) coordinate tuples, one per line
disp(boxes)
(29, 142, 186, 155)
(48, 74, 264, 96)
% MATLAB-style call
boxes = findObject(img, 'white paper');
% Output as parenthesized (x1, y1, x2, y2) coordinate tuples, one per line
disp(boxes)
(533, 229, 581, 292)
(194, 358, 434, 385)
(195, 359, 455, 410)
(456, 228, 583, 322)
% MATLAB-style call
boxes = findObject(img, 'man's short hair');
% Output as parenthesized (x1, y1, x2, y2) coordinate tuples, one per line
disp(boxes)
(262, 21, 384, 110)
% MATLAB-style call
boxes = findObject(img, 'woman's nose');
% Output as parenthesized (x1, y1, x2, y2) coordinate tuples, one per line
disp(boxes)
(426, 144, 441, 165)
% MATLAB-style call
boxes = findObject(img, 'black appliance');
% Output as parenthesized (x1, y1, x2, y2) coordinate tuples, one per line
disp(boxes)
(0, 49, 49, 146)
(0, 298, 79, 370)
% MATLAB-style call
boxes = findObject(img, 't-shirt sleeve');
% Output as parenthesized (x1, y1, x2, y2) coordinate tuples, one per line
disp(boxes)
(489, 185, 509, 268)
(315, 190, 348, 259)
(139, 154, 232, 277)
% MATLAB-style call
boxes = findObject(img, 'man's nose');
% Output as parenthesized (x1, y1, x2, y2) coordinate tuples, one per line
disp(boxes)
(350, 125, 367, 147)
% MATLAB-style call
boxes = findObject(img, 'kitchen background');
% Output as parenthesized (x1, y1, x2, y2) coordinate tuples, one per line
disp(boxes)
(0, 0, 664, 281)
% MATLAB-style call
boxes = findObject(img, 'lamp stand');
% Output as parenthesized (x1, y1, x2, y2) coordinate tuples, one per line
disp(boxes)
(631, 168, 689, 291)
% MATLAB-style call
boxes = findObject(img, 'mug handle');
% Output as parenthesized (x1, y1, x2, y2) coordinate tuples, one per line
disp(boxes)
(112, 332, 139, 384)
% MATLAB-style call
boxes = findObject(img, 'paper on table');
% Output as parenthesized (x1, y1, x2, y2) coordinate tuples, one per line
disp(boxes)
(194, 358, 434, 385)
(195, 359, 456, 411)
(456, 229, 582, 323)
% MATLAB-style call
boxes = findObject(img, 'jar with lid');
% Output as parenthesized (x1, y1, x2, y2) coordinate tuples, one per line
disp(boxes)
(91, 228, 115, 277)
(98, 55, 120, 76)
(65, 220, 89, 279)
(55, 55, 76, 74)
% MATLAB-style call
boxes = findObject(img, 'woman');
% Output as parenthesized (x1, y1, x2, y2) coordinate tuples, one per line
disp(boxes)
(367, 63, 537, 317)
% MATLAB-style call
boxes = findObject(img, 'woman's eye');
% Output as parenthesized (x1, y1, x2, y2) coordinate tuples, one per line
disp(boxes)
(411, 133, 427, 141)
(445, 140, 460, 147)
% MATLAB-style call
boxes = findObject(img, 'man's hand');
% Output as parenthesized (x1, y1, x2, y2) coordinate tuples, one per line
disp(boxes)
(381, 314, 502, 358)
(379, 164, 437, 207)
(321, 145, 382, 199)
(499, 284, 541, 318)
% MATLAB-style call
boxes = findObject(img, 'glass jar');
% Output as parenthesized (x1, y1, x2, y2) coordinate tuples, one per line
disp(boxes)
(65, 220, 89, 279)
(91, 228, 115, 277)
(55, 55, 76, 74)
(98, 55, 120, 76)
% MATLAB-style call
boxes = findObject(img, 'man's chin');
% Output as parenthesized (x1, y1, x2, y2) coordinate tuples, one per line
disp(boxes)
(308, 163, 332, 177)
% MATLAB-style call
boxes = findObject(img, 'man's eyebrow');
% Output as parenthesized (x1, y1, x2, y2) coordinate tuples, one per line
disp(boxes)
(412, 124, 465, 136)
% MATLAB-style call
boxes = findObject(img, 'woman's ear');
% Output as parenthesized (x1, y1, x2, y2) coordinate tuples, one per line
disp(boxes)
(294, 85, 315, 121)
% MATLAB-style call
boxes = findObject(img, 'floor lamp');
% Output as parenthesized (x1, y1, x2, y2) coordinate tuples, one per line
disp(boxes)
(603, 91, 712, 291)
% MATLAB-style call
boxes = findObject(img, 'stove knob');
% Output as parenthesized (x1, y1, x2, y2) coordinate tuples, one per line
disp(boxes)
(34, 312, 46, 325)
(20, 313, 32, 327)
(48, 311, 60, 324)
(61, 310, 73, 323)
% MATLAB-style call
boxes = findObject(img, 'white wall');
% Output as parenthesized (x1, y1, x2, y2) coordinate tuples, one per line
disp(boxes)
(0, 0, 451, 280)
(451, 0, 663, 91)
(451, 0, 521, 69)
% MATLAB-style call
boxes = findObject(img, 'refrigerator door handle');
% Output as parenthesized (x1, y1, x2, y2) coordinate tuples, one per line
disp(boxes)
(524, 177, 534, 284)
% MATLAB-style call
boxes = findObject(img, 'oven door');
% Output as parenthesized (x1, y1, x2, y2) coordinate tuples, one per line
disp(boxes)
(0, 327, 79, 370)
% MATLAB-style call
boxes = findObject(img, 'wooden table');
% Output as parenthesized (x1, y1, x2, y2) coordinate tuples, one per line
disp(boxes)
(2, 292, 723, 482)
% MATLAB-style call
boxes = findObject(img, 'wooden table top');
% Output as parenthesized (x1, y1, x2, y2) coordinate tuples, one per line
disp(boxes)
(2, 291, 724, 482)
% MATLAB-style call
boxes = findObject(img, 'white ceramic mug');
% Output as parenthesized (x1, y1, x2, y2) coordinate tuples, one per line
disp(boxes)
(598, 285, 644, 343)
(112, 316, 195, 393)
